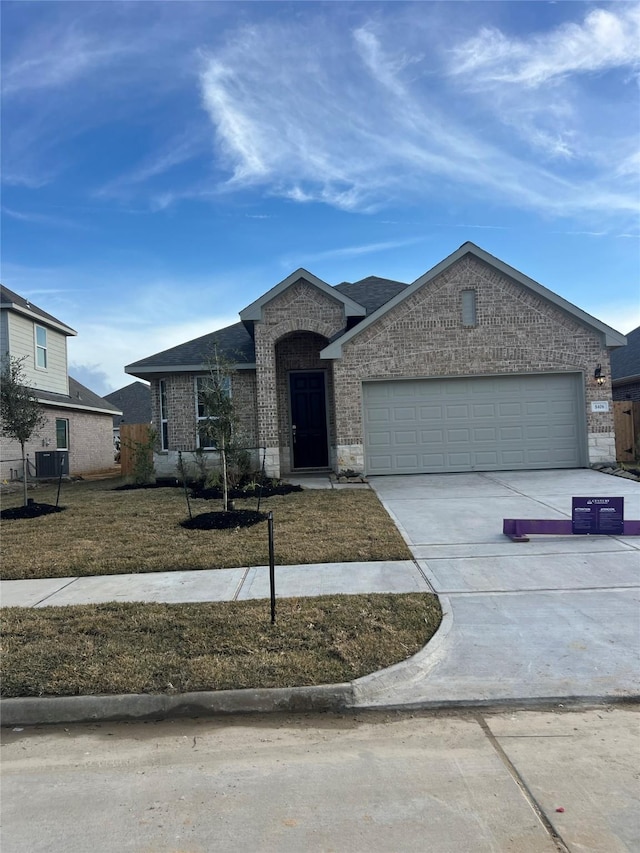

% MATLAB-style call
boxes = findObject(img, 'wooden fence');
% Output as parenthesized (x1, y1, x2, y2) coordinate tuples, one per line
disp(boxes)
(119, 423, 152, 477)
(613, 401, 640, 463)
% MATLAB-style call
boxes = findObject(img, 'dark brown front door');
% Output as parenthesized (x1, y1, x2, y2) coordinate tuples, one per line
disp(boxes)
(290, 372, 328, 468)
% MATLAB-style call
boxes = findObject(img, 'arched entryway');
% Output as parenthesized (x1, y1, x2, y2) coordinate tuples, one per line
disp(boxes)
(274, 331, 335, 472)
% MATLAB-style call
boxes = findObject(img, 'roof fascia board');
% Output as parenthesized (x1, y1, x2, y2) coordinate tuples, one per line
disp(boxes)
(612, 373, 640, 386)
(239, 268, 366, 322)
(125, 363, 257, 377)
(37, 397, 122, 415)
(321, 242, 626, 358)
(3, 302, 77, 336)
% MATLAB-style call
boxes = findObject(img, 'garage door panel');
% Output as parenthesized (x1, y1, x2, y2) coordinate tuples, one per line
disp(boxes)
(363, 374, 584, 474)
(474, 427, 497, 441)
(472, 403, 497, 418)
(419, 410, 444, 424)
(368, 432, 391, 446)
(421, 429, 444, 442)
(500, 426, 524, 440)
(396, 431, 418, 444)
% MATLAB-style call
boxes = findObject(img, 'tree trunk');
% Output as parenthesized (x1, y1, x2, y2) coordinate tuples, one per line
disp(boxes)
(21, 442, 28, 507)
(221, 437, 228, 513)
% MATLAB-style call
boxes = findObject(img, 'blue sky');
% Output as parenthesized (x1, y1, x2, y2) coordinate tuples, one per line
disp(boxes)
(2, 1, 639, 395)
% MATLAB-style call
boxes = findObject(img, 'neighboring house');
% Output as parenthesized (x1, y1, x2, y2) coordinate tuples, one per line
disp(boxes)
(104, 381, 151, 447)
(611, 325, 640, 401)
(125, 242, 626, 479)
(0, 285, 121, 480)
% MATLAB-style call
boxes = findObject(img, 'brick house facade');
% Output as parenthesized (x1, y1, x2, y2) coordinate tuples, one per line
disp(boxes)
(126, 243, 626, 478)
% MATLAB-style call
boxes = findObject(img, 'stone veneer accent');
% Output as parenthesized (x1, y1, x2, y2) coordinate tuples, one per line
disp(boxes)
(329, 256, 614, 468)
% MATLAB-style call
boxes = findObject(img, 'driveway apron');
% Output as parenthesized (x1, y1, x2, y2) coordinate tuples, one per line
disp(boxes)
(358, 469, 640, 707)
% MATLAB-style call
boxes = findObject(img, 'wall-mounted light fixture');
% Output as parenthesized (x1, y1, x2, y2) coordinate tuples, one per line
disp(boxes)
(594, 365, 605, 386)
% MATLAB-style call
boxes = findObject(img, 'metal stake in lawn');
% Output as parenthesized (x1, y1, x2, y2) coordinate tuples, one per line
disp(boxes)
(268, 510, 276, 624)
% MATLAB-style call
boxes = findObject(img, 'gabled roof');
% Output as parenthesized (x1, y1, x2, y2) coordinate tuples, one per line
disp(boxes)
(0, 284, 77, 337)
(321, 242, 627, 358)
(125, 322, 256, 377)
(611, 325, 640, 384)
(37, 376, 121, 416)
(334, 276, 408, 314)
(104, 381, 151, 427)
(239, 268, 366, 323)
(125, 276, 405, 378)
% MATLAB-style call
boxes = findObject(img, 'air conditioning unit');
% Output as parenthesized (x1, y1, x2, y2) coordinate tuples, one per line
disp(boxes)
(35, 451, 69, 478)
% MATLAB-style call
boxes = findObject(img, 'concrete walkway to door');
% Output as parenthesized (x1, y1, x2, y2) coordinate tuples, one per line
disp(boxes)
(353, 469, 640, 709)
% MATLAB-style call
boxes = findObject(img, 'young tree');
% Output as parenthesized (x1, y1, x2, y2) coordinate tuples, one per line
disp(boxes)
(0, 355, 46, 506)
(198, 346, 240, 512)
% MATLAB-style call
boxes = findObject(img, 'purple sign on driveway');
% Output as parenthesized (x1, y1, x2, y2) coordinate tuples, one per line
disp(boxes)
(572, 497, 624, 535)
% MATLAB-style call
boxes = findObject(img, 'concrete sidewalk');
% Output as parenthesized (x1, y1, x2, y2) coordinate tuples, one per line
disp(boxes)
(0, 560, 430, 608)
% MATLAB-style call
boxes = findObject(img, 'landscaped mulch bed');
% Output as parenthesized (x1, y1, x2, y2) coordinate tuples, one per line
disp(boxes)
(180, 509, 268, 530)
(0, 502, 65, 520)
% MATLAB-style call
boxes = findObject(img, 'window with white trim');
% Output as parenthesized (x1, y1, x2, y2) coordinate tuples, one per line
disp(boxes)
(56, 418, 69, 450)
(196, 375, 231, 449)
(159, 379, 169, 450)
(35, 325, 48, 368)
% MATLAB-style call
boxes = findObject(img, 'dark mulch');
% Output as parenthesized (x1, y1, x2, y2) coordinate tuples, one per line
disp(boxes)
(1, 503, 66, 520)
(113, 478, 181, 491)
(180, 509, 268, 530)
(193, 483, 302, 500)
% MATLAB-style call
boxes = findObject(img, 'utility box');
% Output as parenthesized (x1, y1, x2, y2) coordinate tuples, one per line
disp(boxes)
(35, 451, 69, 478)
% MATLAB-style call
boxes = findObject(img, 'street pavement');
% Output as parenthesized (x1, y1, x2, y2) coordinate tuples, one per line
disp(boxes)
(1, 706, 638, 852)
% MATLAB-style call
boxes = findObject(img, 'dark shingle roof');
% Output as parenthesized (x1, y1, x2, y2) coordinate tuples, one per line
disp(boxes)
(334, 276, 408, 314)
(126, 278, 409, 376)
(611, 325, 640, 382)
(125, 275, 408, 376)
(0, 284, 76, 335)
(36, 377, 121, 415)
(104, 381, 151, 427)
(126, 322, 255, 374)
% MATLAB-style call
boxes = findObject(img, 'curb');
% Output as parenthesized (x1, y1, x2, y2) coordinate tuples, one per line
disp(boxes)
(0, 683, 354, 727)
(3, 688, 638, 729)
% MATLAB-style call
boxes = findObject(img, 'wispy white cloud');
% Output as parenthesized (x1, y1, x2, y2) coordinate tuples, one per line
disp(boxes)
(2, 26, 132, 97)
(281, 238, 425, 268)
(2, 206, 93, 230)
(450, 6, 640, 87)
(197, 12, 638, 223)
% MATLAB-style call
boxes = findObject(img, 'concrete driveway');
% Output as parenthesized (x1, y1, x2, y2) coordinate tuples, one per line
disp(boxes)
(355, 469, 640, 708)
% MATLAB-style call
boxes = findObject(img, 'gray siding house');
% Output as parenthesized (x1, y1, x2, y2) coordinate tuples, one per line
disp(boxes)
(125, 243, 626, 479)
(1, 285, 121, 480)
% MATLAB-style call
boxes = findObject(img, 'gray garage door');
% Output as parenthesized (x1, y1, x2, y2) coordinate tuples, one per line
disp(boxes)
(363, 374, 585, 474)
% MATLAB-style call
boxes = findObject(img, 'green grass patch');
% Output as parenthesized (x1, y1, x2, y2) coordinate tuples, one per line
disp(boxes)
(1, 593, 441, 698)
(0, 480, 411, 580)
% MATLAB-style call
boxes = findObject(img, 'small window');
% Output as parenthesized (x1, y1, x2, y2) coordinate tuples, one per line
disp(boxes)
(196, 375, 231, 449)
(461, 290, 477, 327)
(56, 418, 69, 450)
(35, 325, 47, 368)
(159, 379, 169, 450)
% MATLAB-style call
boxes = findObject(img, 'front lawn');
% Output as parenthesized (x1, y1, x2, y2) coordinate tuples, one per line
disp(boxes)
(1, 593, 441, 697)
(0, 479, 411, 580)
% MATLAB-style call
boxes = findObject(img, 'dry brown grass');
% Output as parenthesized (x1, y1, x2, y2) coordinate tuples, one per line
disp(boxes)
(0, 480, 411, 580)
(1, 593, 442, 697)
